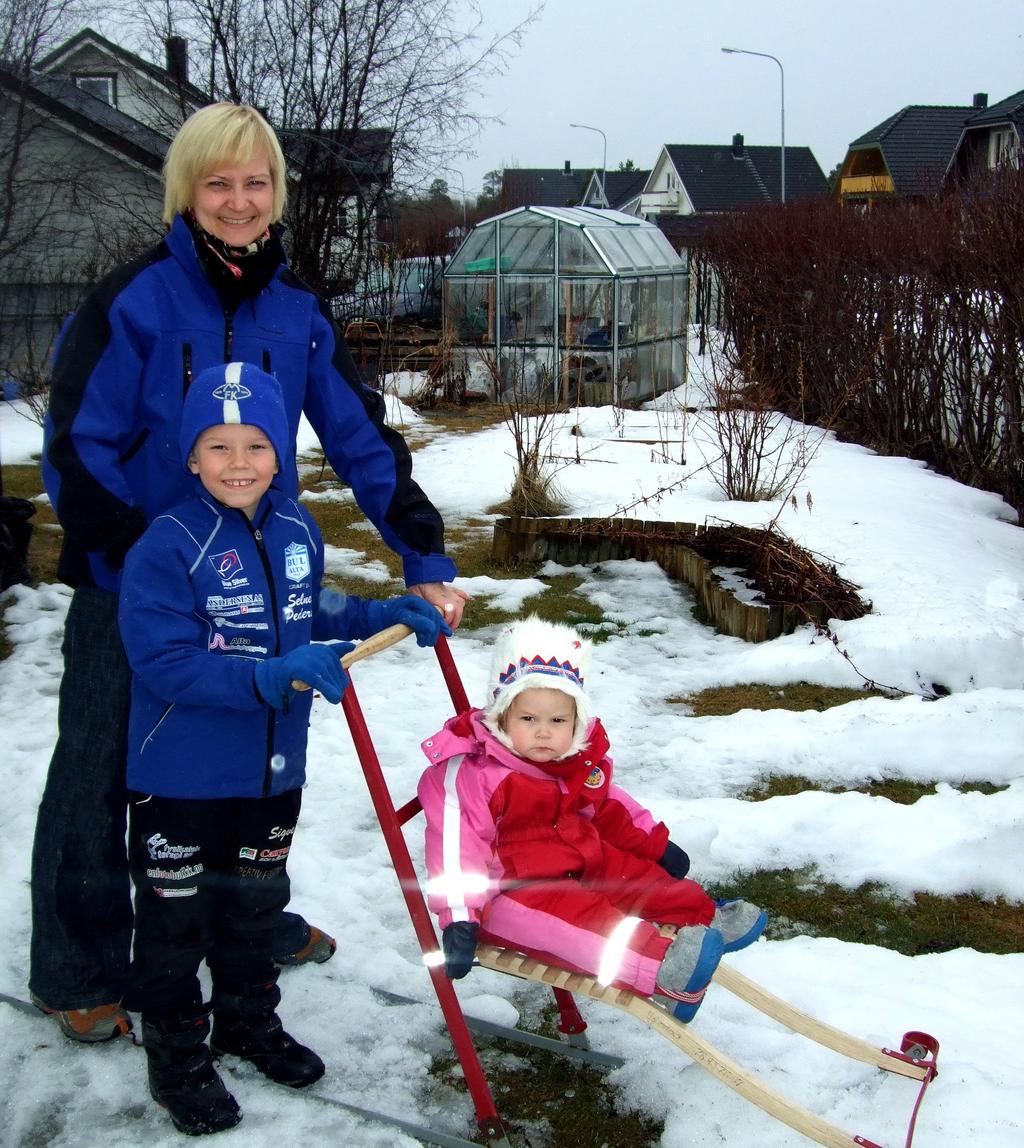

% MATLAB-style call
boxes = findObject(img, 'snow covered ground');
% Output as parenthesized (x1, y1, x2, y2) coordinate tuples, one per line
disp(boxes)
(1, 374, 1022, 1147)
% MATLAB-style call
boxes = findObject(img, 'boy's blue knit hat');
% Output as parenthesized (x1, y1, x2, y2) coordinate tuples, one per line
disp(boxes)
(180, 361, 289, 470)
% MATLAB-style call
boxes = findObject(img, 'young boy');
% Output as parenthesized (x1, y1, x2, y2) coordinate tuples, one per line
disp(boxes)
(118, 361, 450, 1135)
(418, 616, 766, 1022)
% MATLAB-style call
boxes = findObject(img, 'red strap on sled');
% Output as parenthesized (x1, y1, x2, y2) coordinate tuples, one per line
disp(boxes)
(852, 1031, 940, 1148)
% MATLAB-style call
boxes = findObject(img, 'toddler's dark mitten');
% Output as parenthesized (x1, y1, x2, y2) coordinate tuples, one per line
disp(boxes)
(658, 839, 691, 880)
(441, 921, 479, 979)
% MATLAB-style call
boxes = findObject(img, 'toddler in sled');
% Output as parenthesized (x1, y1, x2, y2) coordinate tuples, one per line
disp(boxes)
(418, 616, 767, 1021)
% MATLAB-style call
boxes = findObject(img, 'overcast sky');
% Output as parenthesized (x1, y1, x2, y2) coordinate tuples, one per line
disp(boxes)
(450, 0, 1024, 194)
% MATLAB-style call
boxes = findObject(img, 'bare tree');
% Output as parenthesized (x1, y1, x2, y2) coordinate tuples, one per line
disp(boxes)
(113, 0, 539, 297)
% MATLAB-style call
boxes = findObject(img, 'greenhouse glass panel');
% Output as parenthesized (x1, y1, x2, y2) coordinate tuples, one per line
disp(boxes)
(500, 278, 555, 344)
(636, 277, 658, 339)
(590, 229, 636, 272)
(619, 279, 639, 344)
(655, 339, 675, 394)
(635, 344, 654, 395)
(448, 223, 495, 273)
(564, 280, 613, 346)
(611, 231, 651, 270)
(671, 338, 685, 387)
(656, 276, 675, 338)
(497, 345, 555, 400)
(617, 346, 637, 391)
(444, 279, 493, 343)
(500, 219, 555, 273)
(559, 226, 604, 273)
(671, 274, 687, 336)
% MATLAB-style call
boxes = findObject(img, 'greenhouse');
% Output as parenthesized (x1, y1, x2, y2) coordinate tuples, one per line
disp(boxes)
(442, 206, 689, 404)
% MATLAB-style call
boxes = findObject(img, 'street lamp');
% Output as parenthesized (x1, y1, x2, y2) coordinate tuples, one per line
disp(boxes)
(569, 122, 608, 207)
(721, 47, 785, 204)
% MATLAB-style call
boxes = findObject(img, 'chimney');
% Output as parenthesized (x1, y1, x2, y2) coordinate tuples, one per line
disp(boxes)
(166, 36, 188, 87)
(564, 160, 572, 174)
(732, 133, 744, 158)
(972, 92, 988, 109)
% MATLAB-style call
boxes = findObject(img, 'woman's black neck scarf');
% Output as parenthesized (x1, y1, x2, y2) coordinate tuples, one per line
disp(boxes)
(184, 211, 286, 313)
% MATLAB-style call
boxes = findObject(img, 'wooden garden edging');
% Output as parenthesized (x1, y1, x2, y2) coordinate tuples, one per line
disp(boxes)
(492, 517, 868, 643)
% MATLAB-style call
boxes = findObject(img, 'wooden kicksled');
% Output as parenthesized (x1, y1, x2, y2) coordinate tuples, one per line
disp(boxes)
(331, 627, 940, 1148)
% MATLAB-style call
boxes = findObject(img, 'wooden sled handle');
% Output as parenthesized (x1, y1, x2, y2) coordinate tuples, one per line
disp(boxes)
(291, 623, 414, 691)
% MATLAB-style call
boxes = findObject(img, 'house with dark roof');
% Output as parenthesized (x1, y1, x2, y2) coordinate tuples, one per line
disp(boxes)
(632, 135, 826, 253)
(948, 88, 1024, 182)
(833, 98, 983, 204)
(833, 90, 1023, 205)
(499, 165, 587, 210)
(498, 164, 652, 213)
(578, 167, 651, 212)
(640, 135, 826, 218)
(35, 26, 206, 133)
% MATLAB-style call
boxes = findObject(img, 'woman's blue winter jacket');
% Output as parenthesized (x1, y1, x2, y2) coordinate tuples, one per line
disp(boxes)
(119, 485, 369, 799)
(43, 213, 454, 592)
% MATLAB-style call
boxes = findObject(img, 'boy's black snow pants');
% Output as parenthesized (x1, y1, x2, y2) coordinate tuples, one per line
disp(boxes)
(124, 788, 302, 1016)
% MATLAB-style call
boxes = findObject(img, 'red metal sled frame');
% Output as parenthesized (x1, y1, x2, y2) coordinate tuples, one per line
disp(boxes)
(339, 631, 939, 1148)
(341, 632, 517, 1145)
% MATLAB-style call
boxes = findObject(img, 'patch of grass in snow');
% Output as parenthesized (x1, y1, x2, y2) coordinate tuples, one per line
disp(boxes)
(298, 469, 406, 596)
(711, 868, 1024, 956)
(740, 774, 1008, 804)
(417, 404, 508, 435)
(1, 462, 61, 587)
(672, 680, 890, 716)
(432, 1002, 662, 1147)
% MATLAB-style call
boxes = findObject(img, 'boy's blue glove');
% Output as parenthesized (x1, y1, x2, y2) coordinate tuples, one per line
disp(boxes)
(254, 642, 353, 708)
(366, 595, 453, 648)
(658, 839, 691, 880)
(441, 921, 479, 979)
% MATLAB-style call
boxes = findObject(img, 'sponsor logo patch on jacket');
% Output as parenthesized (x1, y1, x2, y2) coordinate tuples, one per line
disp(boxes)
(210, 548, 245, 582)
(284, 541, 311, 582)
(282, 591, 313, 623)
(206, 593, 265, 617)
(146, 833, 201, 861)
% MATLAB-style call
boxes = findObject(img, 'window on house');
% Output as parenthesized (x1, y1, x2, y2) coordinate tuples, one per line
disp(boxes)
(988, 128, 1018, 169)
(74, 74, 116, 106)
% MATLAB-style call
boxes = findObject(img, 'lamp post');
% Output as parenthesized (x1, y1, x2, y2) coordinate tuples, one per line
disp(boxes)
(721, 47, 785, 203)
(569, 122, 608, 207)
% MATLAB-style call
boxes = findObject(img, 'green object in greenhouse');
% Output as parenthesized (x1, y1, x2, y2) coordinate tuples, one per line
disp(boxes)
(463, 256, 514, 274)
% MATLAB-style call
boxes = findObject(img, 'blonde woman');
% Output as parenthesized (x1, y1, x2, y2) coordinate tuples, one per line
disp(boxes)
(33, 103, 466, 1046)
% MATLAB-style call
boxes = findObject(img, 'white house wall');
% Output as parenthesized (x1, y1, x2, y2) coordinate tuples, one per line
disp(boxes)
(0, 100, 163, 378)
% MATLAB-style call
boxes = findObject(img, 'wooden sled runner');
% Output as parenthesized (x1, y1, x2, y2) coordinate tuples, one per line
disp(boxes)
(476, 946, 938, 1148)
(335, 627, 939, 1148)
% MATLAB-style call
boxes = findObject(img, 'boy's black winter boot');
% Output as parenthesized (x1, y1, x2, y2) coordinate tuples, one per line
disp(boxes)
(210, 978, 324, 1089)
(141, 1008, 242, 1136)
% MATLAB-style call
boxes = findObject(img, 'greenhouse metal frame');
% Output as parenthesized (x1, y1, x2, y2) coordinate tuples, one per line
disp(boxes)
(443, 206, 689, 404)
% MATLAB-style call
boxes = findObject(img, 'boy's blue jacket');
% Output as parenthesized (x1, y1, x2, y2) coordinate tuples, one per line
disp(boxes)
(119, 484, 369, 799)
(43, 213, 454, 592)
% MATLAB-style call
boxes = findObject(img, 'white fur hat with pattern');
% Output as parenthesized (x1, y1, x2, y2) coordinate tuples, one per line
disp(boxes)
(482, 615, 592, 757)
